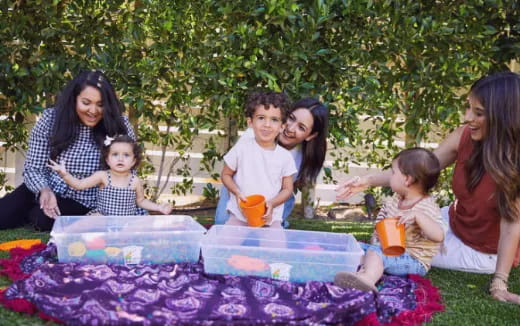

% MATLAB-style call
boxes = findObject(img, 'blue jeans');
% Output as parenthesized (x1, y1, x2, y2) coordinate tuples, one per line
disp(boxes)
(359, 242, 427, 276)
(214, 187, 294, 228)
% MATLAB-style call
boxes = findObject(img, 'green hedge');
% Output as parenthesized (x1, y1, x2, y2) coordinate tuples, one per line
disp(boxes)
(1, 0, 518, 200)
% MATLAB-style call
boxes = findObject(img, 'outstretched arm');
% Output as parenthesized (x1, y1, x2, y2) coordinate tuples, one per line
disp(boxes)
(335, 171, 392, 201)
(47, 160, 103, 190)
(135, 178, 172, 214)
(335, 126, 465, 201)
(433, 126, 464, 170)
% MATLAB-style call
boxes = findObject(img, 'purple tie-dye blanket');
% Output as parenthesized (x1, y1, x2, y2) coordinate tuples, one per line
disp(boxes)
(1, 244, 443, 325)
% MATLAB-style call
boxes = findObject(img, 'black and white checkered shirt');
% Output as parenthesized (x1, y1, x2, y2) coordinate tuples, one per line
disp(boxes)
(23, 108, 136, 209)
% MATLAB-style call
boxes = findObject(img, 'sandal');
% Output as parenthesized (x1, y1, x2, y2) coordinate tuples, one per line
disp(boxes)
(334, 272, 378, 292)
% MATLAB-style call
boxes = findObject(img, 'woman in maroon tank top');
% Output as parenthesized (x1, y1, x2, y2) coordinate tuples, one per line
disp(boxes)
(335, 71, 520, 304)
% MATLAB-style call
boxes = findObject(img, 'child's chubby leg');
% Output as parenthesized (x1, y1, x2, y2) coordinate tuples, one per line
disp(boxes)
(334, 245, 384, 292)
(357, 249, 384, 284)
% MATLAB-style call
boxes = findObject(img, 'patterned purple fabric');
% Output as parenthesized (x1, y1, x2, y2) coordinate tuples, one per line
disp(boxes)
(5, 245, 418, 325)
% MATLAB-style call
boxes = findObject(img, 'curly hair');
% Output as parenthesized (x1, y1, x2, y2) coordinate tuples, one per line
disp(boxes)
(245, 91, 290, 122)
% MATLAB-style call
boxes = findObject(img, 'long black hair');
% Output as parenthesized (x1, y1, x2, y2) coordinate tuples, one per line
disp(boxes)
(50, 70, 128, 160)
(292, 98, 329, 185)
(465, 71, 520, 222)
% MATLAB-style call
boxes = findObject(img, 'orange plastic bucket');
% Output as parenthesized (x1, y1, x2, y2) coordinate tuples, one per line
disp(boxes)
(239, 194, 266, 227)
(375, 217, 405, 256)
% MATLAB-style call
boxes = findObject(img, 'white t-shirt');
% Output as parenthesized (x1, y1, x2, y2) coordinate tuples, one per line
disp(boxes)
(239, 128, 302, 180)
(224, 136, 297, 224)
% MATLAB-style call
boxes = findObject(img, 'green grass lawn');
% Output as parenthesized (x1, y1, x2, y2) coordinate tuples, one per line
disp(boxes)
(0, 215, 518, 325)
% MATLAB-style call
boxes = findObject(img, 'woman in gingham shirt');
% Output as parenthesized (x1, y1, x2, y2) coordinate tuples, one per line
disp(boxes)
(0, 70, 136, 231)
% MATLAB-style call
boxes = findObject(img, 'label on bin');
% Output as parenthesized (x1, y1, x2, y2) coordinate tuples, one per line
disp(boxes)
(269, 262, 292, 281)
(122, 246, 143, 265)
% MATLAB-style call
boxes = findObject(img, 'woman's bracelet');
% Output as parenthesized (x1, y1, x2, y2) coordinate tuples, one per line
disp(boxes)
(494, 271, 509, 281)
(490, 272, 509, 293)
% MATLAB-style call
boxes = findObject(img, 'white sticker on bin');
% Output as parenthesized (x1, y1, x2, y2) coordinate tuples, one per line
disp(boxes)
(122, 246, 144, 265)
(269, 262, 292, 281)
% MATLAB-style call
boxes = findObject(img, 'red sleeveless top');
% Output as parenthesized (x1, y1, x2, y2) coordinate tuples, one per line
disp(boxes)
(449, 126, 499, 253)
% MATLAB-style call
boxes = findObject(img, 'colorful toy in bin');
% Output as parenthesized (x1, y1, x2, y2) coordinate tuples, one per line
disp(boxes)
(227, 255, 269, 272)
(201, 225, 364, 283)
(86, 237, 106, 250)
(85, 249, 106, 260)
(239, 194, 266, 227)
(52, 215, 206, 265)
(105, 247, 122, 257)
(303, 244, 324, 251)
(67, 242, 87, 257)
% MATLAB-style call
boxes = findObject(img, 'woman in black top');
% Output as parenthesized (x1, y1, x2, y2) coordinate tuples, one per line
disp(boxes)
(0, 70, 135, 231)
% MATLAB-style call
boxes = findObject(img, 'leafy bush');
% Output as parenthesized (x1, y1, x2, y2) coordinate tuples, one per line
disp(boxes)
(1, 1, 518, 204)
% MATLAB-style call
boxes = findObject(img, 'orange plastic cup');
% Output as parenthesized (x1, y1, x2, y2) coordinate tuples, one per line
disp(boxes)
(375, 217, 405, 256)
(239, 194, 266, 227)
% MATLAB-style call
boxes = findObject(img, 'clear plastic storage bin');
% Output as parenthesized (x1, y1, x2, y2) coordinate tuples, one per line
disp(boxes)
(51, 215, 206, 265)
(201, 225, 363, 283)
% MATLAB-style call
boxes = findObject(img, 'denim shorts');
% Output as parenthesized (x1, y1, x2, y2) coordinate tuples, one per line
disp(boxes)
(360, 242, 427, 276)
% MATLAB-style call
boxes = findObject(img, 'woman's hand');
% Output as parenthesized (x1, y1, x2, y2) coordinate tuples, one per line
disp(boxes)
(490, 275, 520, 304)
(39, 187, 60, 218)
(263, 201, 274, 225)
(335, 176, 369, 200)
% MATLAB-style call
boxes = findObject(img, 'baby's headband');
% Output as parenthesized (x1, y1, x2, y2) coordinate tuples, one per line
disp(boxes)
(104, 135, 115, 147)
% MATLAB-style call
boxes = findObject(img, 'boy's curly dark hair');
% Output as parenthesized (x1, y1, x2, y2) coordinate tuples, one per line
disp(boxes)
(101, 134, 141, 170)
(245, 91, 290, 122)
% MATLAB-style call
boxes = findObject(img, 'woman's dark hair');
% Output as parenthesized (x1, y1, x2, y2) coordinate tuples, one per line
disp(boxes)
(100, 134, 141, 170)
(50, 70, 128, 160)
(293, 98, 329, 185)
(245, 91, 290, 122)
(465, 71, 520, 222)
(394, 147, 440, 194)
